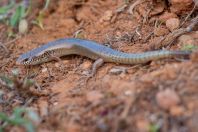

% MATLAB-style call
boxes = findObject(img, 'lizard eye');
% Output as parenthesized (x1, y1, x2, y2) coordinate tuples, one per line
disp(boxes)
(23, 58, 29, 62)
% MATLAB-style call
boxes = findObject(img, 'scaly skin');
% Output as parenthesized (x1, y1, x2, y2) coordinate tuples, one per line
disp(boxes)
(16, 38, 191, 65)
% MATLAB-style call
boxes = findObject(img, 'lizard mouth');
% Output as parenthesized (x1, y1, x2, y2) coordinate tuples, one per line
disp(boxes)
(16, 55, 32, 65)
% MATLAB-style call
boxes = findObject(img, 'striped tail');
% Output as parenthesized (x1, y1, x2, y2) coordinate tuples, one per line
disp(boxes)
(170, 50, 192, 59)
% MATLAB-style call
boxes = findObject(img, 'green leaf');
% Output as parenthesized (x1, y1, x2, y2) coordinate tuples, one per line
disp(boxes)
(10, 4, 26, 27)
(0, 127, 4, 132)
(10, 6, 21, 27)
(0, 7, 9, 14)
(11, 69, 20, 76)
(32, 11, 44, 29)
(0, 108, 36, 132)
(0, 112, 9, 121)
(24, 122, 35, 132)
(149, 124, 160, 132)
(0, 75, 14, 88)
(181, 44, 198, 51)
(0, 3, 14, 14)
(27, 110, 40, 123)
(20, 5, 26, 18)
(13, 107, 26, 118)
(23, 78, 35, 88)
(9, 117, 26, 125)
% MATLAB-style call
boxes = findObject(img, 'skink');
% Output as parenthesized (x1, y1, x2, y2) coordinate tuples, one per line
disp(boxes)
(16, 38, 191, 66)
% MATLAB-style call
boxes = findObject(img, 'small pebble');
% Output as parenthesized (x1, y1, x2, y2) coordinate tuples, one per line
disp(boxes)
(166, 18, 180, 31)
(82, 70, 90, 76)
(53, 102, 58, 106)
(178, 35, 196, 46)
(159, 12, 178, 22)
(109, 67, 127, 75)
(156, 89, 180, 110)
(150, 2, 165, 16)
(41, 68, 48, 73)
(170, 0, 193, 14)
(80, 61, 92, 70)
(124, 90, 133, 96)
(154, 26, 169, 36)
(170, 106, 184, 116)
(99, 10, 113, 23)
(55, 62, 61, 67)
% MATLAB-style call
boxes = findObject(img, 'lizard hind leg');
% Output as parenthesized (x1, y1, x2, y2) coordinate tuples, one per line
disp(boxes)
(90, 58, 104, 77)
(83, 58, 104, 82)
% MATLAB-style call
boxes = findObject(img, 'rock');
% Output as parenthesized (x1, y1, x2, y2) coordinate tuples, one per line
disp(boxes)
(159, 12, 178, 22)
(99, 10, 114, 23)
(41, 68, 48, 73)
(80, 61, 92, 70)
(109, 67, 127, 75)
(166, 18, 180, 32)
(154, 26, 169, 36)
(156, 89, 180, 110)
(178, 35, 196, 47)
(124, 90, 133, 96)
(55, 62, 61, 67)
(150, 1, 165, 16)
(169, 0, 194, 14)
(170, 106, 184, 116)
(18, 19, 28, 34)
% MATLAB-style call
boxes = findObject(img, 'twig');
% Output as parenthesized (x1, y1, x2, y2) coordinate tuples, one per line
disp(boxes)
(23, 97, 35, 107)
(135, 26, 142, 39)
(0, 42, 9, 55)
(120, 94, 136, 118)
(180, 4, 197, 27)
(143, 8, 151, 24)
(113, 92, 137, 132)
(73, 29, 83, 38)
(143, 31, 154, 43)
(4, 35, 21, 46)
(186, 15, 198, 32)
(151, 15, 198, 50)
(128, 0, 145, 15)
(115, 4, 128, 13)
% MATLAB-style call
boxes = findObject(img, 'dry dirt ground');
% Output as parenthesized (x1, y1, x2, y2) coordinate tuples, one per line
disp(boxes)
(0, 0, 198, 132)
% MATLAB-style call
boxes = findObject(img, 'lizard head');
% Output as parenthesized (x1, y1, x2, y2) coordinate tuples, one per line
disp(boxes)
(16, 38, 80, 65)
(16, 49, 54, 65)
(16, 39, 75, 65)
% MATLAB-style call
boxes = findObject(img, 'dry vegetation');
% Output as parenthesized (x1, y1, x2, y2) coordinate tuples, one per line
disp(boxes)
(0, 0, 198, 132)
